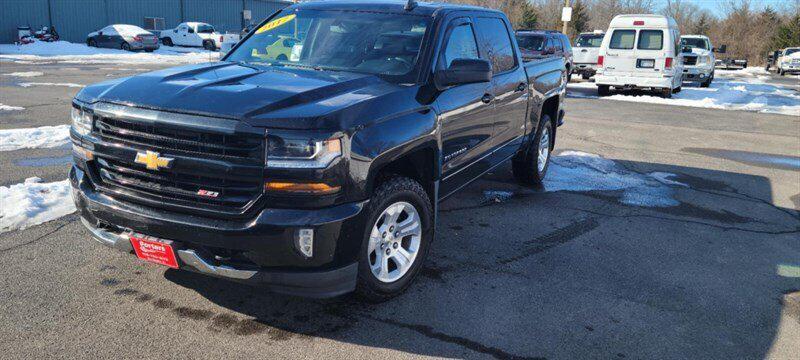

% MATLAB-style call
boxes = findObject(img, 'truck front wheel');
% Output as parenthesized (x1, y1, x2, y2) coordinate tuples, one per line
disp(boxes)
(355, 175, 433, 302)
(597, 85, 610, 96)
(513, 114, 553, 186)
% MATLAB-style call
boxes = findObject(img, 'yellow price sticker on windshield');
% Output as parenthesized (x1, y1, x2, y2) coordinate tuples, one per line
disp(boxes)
(256, 14, 296, 34)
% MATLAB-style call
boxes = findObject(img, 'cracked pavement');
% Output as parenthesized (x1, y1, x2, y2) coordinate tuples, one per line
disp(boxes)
(1, 60, 799, 359)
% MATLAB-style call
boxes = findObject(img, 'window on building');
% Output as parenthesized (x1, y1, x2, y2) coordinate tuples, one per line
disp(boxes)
(144, 17, 165, 31)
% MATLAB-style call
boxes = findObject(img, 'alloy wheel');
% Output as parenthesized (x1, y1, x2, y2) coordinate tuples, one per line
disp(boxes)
(537, 125, 550, 173)
(367, 201, 422, 283)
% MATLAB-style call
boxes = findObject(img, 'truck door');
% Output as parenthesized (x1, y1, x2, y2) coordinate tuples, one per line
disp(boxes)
(437, 17, 496, 197)
(474, 16, 528, 161)
(176, 25, 189, 46)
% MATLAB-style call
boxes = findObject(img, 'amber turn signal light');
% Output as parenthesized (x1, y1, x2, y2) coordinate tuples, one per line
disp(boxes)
(265, 181, 340, 195)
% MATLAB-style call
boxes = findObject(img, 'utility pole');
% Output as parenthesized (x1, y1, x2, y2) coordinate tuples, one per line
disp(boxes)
(562, 0, 570, 34)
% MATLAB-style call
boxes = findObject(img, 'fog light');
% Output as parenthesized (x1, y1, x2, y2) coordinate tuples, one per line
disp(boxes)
(295, 228, 314, 258)
(699, 74, 705, 78)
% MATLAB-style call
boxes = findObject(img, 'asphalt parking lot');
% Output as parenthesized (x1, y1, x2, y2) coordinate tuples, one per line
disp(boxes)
(1, 59, 798, 359)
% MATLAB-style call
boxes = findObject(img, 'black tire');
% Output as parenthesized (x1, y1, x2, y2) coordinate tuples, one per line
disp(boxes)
(673, 86, 682, 93)
(779, 69, 785, 76)
(355, 175, 433, 302)
(162, 37, 173, 47)
(661, 88, 672, 98)
(597, 85, 610, 96)
(121, 42, 131, 51)
(581, 73, 591, 80)
(87, 38, 96, 47)
(145, 49, 154, 53)
(513, 114, 553, 186)
(203, 40, 216, 51)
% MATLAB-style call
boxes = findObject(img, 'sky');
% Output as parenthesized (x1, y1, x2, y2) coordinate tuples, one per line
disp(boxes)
(661, 0, 795, 17)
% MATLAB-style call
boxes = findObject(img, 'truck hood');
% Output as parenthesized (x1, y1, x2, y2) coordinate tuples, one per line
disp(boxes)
(75, 62, 413, 130)
(685, 48, 711, 57)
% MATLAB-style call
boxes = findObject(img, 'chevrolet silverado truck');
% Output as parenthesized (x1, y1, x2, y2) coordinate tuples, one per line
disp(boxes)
(70, 0, 566, 301)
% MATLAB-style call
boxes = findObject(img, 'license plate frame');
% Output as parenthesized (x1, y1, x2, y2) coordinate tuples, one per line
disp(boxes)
(637, 59, 655, 68)
(130, 234, 179, 269)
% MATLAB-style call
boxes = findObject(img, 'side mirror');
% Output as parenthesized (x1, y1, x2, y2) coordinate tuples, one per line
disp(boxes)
(98, 31, 103, 36)
(435, 59, 492, 89)
(714, 45, 727, 54)
(681, 46, 693, 53)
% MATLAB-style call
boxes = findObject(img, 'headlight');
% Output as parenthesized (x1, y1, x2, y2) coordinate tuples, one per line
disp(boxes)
(70, 103, 92, 136)
(267, 135, 342, 168)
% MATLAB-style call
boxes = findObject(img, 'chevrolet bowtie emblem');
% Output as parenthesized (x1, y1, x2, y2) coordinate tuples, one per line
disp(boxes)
(134, 151, 173, 171)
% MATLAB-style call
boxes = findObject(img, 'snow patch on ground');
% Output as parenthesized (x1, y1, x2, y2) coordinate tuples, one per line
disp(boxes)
(0, 103, 25, 111)
(545, 151, 687, 207)
(568, 68, 800, 116)
(0, 41, 220, 65)
(18, 82, 84, 88)
(0, 178, 75, 234)
(0, 125, 71, 151)
(2, 71, 43, 77)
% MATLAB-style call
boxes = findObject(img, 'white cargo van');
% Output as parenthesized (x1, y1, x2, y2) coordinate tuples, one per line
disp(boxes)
(595, 14, 683, 98)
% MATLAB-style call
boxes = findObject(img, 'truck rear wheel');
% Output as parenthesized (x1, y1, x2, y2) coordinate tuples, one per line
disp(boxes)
(597, 85, 610, 96)
(513, 114, 553, 186)
(661, 88, 672, 98)
(355, 175, 433, 302)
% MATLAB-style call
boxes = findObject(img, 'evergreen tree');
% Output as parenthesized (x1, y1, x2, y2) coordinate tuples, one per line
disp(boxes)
(691, 13, 711, 35)
(570, 0, 590, 36)
(519, 3, 539, 30)
(772, 14, 800, 49)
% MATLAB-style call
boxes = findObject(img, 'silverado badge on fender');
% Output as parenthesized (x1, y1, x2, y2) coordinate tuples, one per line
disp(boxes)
(134, 150, 173, 171)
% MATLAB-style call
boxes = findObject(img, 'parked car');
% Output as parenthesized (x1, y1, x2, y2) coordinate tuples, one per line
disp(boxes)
(776, 47, 800, 76)
(765, 50, 780, 71)
(679, 35, 724, 87)
(159, 22, 222, 50)
(572, 30, 605, 79)
(86, 24, 159, 52)
(515, 30, 573, 80)
(219, 32, 242, 55)
(70, 0, 566, 301)
(595, 14, 683, 98)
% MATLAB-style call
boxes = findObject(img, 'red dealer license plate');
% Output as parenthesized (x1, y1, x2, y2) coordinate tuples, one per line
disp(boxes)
(130, 235, 179, 269)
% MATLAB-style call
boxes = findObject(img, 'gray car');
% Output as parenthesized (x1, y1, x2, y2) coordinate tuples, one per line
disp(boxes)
(86, 24, 159, 52)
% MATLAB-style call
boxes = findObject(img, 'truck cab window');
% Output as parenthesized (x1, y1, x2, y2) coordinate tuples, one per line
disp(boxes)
(443, 23, 479, 68)
(475, 17, 516, 73)
(609, 29, 635, 50)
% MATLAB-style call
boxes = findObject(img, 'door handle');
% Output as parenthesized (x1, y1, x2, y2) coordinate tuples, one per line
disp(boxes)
(481, 93, 494, 104)
(516, 83, 526, 92)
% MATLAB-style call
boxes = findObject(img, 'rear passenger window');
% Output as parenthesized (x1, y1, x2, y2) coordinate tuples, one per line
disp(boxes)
(638, 30, 663, 50)
(443, 24, 480, 68)
(475, 17, 517, 73)
(553, 36, 563, 51)
(609, 30, 635, 50)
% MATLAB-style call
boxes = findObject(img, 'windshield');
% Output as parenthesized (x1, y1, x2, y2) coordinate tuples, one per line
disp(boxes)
(197, 24, 215, 33)
(516, 35, 545, 52)
(785, 48, 800, 56)
(226, 9, 430, 81)
(680, 37, 709, 50)
(575, 34, 603, 48)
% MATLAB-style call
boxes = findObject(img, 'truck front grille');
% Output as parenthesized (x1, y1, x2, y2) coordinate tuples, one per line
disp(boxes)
(683, 56, 697, 66)
(89, 105, 265, 217)
(95, 116, 263, 160)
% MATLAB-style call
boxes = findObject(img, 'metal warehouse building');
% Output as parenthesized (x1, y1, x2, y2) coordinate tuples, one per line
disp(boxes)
(0, 0, 291, 44)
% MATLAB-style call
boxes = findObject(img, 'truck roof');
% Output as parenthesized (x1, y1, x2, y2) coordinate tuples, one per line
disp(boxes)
(609, 14, 678, 29)
(294, 0, 503, 16)
(681, 34, 709, 39)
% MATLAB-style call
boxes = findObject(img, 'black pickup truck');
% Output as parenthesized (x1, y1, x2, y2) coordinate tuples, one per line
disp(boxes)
(70, 0, 566, 301)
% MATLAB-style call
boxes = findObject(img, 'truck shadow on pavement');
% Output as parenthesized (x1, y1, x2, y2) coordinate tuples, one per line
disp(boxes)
(155, 158, 799, 359)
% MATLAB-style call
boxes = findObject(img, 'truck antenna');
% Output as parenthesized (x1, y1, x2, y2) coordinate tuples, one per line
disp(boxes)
(404, 0, 417, 11)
